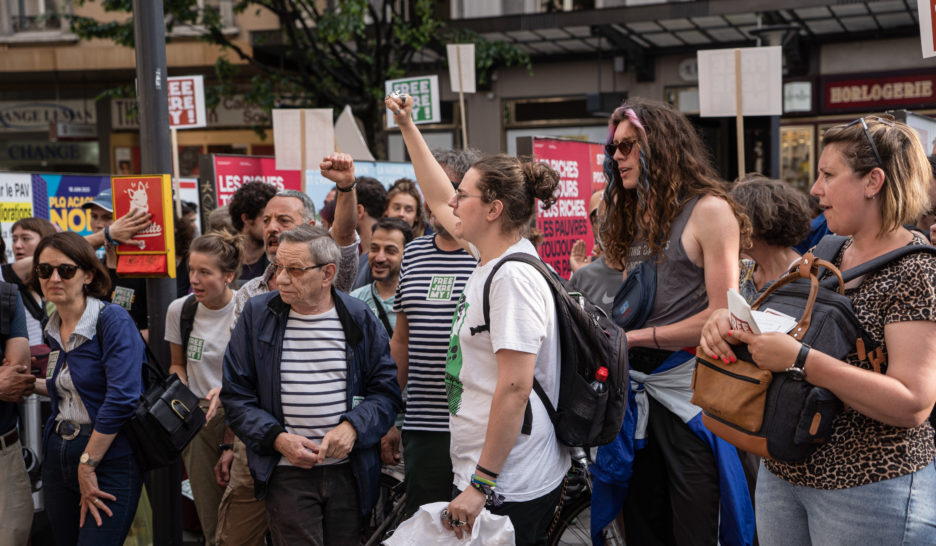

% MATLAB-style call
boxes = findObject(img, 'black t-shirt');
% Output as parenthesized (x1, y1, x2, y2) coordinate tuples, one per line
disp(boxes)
(240, 253, 269, 283)
(107, 267, 149, 330)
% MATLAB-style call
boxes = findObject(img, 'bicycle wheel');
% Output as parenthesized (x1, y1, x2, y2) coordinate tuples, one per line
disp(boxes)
(362, 469, 406, 546)
(548, 494, 593, 546)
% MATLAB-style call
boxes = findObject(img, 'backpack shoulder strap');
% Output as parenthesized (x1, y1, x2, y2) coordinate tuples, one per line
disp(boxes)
(180, 294, 199, 354)
(470, 253, 562, 336)
(840, 244, 936, 284)
(0, 281, 19, 337)
(811, 234, 849, 263)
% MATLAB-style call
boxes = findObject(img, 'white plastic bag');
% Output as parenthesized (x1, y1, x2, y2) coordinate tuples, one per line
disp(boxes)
(383, 501, 515, 545)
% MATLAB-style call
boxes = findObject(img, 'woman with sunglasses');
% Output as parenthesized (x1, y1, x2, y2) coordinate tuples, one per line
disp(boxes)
(164, 231, 243, 546)
(702, 116, 936, 544)
(31, 232, 145, 545)
(592, 98, 754, 545)
(386, 93, 568, 545)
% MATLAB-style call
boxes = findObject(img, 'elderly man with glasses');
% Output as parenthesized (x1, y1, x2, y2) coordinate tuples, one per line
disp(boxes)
(221, 222, 402, 546)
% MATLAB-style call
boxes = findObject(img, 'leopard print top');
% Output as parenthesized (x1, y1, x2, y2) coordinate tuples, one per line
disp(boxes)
(765, 233, 936, 489)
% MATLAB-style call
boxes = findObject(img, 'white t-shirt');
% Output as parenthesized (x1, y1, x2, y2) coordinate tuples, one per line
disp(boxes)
(447, 239, 569, 502)
(164, 294, 237, 399)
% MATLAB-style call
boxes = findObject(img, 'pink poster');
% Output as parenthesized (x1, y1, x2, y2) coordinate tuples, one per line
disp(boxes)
(213, 155, 302, 206)
(533, 138, 606, 279)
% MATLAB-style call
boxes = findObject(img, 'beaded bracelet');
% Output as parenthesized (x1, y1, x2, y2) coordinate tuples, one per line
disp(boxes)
(470, 474, 504, 507)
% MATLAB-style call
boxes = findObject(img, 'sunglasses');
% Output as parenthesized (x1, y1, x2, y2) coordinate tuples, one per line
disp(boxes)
(844, 115, 895, 169)
(35, 263, 80, 280)
(605, 139, 637, 160)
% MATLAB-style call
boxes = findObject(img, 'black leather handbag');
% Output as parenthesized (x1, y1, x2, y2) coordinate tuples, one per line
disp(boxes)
(123, 350, 206, 471)
(96, 310, 206, 472)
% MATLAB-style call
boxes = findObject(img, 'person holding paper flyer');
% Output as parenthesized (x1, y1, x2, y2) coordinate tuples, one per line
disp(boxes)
(591, 97, 755, 546)
(702, 117, 936, 545)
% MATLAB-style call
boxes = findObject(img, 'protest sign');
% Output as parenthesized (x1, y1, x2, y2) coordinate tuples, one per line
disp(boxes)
(168, 75, 207, 129)
(533, 138, 602, 279)
(385, 76, 441, 128)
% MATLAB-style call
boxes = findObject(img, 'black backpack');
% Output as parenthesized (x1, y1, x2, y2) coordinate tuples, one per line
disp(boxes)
(470, 253, 628, 447)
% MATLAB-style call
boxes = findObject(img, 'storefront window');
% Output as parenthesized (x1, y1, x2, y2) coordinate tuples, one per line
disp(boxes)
(780, 125, 814, 192)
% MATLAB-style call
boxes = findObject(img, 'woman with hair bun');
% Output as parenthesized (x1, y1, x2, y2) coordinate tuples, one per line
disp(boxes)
(387, 93, 569, 545)
(164, 231, 244, 546)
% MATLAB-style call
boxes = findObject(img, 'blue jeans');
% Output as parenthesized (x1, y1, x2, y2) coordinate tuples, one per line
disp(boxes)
(756, 459, 936, 545)
(42, 432, 143, 546)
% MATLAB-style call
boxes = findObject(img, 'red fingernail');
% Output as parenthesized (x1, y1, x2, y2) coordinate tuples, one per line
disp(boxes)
(711, 353, 718, 360)
(727, 330, 733, 336)
(730, 356, 736, 363)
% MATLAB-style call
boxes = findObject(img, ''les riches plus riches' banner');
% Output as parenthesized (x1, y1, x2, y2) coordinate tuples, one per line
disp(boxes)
(533, 138, 607, 279)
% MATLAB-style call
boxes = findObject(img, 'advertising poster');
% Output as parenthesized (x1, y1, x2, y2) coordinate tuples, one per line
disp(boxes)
(533, 138, 605, 279)
(41, 173, 110, 236)
(211, 155, 303, 206)
(112, 175, 177, 277)
(0, 174, 34, 263)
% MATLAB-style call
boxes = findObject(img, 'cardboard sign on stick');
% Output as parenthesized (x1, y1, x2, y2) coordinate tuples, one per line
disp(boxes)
(698, 47, 783, 117)
(446, 44, 476, 94)
(167, 75, 207, 129)
(918, 0, 936, 58)
(273, 108, 335, 173)
(385, 76, 441, 128)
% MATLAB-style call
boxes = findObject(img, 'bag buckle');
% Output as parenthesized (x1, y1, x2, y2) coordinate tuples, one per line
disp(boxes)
(55, 420, 81, 441)
(170, 399, 191, 420)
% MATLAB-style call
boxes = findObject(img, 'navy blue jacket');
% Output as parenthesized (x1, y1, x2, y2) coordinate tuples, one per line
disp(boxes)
(221, 288, 403, 514)
(44, 303, 144, 461)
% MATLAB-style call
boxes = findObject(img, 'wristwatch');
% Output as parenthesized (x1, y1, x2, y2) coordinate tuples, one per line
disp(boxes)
(786, 343, 811, 381)
(79, 452, 100, 467)
(218, 443, 234, 456)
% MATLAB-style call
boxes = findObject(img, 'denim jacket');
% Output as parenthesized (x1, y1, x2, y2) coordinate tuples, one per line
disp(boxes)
(221, 288, 402, 514)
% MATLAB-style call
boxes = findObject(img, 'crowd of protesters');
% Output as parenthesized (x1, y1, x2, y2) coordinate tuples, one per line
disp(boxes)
(1, 94, 936, 546)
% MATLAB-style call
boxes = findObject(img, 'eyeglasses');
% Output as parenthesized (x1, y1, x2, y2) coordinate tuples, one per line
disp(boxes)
(454, 190, 483, 204)
(844, 115, 895, 169)
(272, 262, 326, 278)
(35, 263, 80, 280)
(605, 138, 638, 159)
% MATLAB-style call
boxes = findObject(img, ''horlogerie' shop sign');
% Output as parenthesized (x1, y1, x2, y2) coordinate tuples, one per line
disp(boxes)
(823, 73, 936, 112)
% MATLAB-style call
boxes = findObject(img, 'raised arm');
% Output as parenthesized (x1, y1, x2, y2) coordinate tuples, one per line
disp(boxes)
(385, 95, 463, 247)
(321, 153, 358, 247)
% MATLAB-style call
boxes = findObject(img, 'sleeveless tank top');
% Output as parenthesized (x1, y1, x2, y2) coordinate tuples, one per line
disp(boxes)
(625, 197, 707, 327)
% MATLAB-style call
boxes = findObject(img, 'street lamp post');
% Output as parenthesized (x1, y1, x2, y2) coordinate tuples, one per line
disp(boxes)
(131, 1, 182, 544)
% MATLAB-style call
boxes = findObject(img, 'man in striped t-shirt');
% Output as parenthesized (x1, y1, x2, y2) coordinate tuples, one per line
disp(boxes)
(388, 150, 478, 519)
(222, 225, 402, 545)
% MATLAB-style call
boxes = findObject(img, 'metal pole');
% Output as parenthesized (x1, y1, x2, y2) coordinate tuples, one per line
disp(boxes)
(131, 1, 182, 544)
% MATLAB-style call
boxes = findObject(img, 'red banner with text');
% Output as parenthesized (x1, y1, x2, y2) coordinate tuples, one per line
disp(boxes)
(533, 138, 607, 279)
(213, 155, 303, 206)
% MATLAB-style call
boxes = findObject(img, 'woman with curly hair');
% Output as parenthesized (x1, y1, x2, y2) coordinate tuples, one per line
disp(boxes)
(730, 175, 812, 302)
(591, 97, 754, 546)
(385, 178, 429, 238)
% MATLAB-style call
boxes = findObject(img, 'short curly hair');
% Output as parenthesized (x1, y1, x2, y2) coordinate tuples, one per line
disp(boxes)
(228, 182, 278, 232)
(730, 176, 811, 248)
(356, 177, 388, 219)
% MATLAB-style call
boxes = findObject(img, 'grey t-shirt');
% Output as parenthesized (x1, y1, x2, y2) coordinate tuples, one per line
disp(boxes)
(566, 256, 622, 316)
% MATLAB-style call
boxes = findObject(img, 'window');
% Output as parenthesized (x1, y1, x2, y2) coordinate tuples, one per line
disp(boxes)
(0, 0, 71, 38)
(168, 0, 237, 36)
